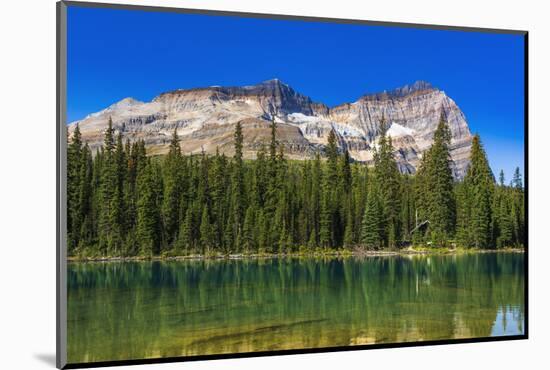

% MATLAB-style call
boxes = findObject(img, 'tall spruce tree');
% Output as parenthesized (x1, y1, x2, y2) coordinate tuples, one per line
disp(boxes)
(326, 129, 339, 186)
(199, 205, 212, 254)
(242, 206, 256, 253)
(177, 205, 194, 254)
(210, 148, 227, 249)
(308, 151, 322, 248)
(343, 206, 354, 248)
(111, 132, 127, 252)
(324, 129, 341, 247)
(98, 117, 120, 254)
(422, 112, 456, 245)
(231, 121, 246, 243)
(497, 198, 513, 247)
(136, 159, 161, 256)
(499, 170, 505, 187)
(462, 134, 494, 248)
(253, 145, 268, 208)
(319, 190, 332, 248)
(266, 119, 280, 217)
(162, 129, 183, 246)
(373, 119, 401, 248)
(512, 167, 523, 188)
(67, 124, 83, 251)
(361, 188, 382, 250)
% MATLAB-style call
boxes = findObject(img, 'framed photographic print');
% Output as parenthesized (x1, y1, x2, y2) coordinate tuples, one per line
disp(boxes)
(57, 1, 528, 368)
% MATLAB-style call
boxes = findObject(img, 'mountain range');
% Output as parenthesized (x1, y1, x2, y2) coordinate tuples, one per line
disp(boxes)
(68, 79, 473, 178)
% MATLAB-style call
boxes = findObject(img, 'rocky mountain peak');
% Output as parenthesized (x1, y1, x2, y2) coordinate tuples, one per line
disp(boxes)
(106, 97, 143, 110)
(390, 80, 435, 96)
(69, 79, 473, 178)
(85, 97, 143, 119)
(359, 80, 437, 101)
(258, 78, 287, 87)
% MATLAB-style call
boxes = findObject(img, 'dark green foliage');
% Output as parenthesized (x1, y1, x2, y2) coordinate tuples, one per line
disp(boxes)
(67, 124, 82, 250)
(372, 119, 401, 248)
(343, 206, 354, 248)
(136, 159, 162, 256)
(162, 129, 183, 245)
(325, 129, 339, 186)
(176, 206, 194, 254)
(458, 135, 495, 248)
(98, 118, 120, 254)
(66, 119, 525, 257)
(512, 167, 523, 189)
(242, 206, 256, 253)
(199, 205, 213, 254)
(416, 113, 456, 245)
(361, 189, 382, 249)
(493, 167, 524, 248)
(231, 121, 246, 238)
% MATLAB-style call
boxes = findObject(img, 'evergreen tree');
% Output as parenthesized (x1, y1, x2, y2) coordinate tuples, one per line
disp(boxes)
(326, 128, 339, 185)
(181, 206, 195, 253)
(111, 132, 127, 251)
(77, 144, 93, 246)
(223, 213, 235, 253)
(421, 112, 456, 245)
(343, 206, 354, 248)
(455, 181, 472, 246)
(253, 145, 268, 207)
(231, 121, 246, 246)
(340, 149, 352, 193)
(463, 135, 494, 248)
(67, 124, 83, 251)
(510, 191, 524, 246)
(242, 206, 256, 253)
(199, 205, 212, 254)
(98, 118, 120, 254)
(309, 151, 322, 247)
(266, 119, 280, 216)
(499, 169, 505, 187)
(162, 129, 183, 246)
(319, 190, 332, 248)
(373, 119, 401, 248)
(497, 199, 513, 248)
(471, 185, 492, 248)
(136, 160, 161, 256)
(512, 167, 523, 188)
(257, 209, 268, 254)
(361, 189, 382, 250)
(400, 175, 414, 242)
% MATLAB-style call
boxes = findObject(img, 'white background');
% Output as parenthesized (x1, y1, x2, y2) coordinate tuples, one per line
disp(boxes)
(0, 0, 547, 368)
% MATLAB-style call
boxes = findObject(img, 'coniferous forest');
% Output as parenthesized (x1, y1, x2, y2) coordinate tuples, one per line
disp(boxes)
(66, 115, 525, 258)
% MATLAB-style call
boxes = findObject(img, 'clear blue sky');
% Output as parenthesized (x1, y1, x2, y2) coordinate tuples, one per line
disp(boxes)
(67, 6, 525, 181)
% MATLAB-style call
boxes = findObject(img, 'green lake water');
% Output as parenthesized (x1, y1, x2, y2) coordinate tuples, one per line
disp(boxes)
(67, 253, 525, 364)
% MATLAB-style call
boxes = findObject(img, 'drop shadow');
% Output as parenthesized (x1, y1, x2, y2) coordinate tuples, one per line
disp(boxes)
(34, 353, 57, 367)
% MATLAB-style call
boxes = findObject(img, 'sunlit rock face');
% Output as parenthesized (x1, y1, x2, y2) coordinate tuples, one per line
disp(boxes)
(69, 79, 472, 178)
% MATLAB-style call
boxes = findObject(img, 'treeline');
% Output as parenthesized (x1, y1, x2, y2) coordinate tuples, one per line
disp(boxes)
(67, 115, 525, 257)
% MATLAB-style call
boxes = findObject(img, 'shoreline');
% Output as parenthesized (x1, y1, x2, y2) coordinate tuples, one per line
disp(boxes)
(67, 247, 525, 263)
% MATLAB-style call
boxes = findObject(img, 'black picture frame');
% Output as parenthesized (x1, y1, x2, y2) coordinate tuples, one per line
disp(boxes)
(56, 1, 529, 368)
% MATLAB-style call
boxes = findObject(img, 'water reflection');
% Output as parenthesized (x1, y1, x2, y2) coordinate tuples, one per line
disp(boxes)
(68, 253, 524, 364)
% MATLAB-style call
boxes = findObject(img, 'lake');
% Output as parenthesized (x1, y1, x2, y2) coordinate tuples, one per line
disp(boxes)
(67, 252, 525, 364)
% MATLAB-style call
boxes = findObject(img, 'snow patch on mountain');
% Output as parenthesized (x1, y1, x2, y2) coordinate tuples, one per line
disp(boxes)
(331, 122, 364, 138)
(288, 113, 363, 138)
(288, 112, 323, 123)
(386, 123, 415, 138)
